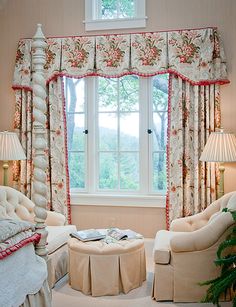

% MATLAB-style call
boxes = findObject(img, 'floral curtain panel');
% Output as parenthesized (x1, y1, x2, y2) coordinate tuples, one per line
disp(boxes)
(12, 27, 228, 226)
(166, 75, 221, 227)
(13, 80, 71, 223)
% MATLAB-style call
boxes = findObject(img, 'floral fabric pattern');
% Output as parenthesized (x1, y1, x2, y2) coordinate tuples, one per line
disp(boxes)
(131, 32, 167, 74)
(47, 79, 70, 220)
(12, 28, 229, 87)
(61, 37, 95, 77)
(13, 39, 32, 88)
(12, 82, 71, 222)
(44, 38, 61, 80)
(167, 75, 221, 225)
(96, 35, 130, 76)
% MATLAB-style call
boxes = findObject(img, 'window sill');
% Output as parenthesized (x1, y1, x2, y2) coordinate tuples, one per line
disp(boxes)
(70, 193, 166, 208)
(84, 17, 147, 31)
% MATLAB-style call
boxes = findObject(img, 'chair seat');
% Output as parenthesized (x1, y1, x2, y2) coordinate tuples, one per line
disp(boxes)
(46, 225, 77, 254)
(153, 230, 180, 264)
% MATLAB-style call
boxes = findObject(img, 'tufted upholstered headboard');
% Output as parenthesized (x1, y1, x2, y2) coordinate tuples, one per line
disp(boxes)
(0, 185, 66, 226)
(0, 186, 35, 222)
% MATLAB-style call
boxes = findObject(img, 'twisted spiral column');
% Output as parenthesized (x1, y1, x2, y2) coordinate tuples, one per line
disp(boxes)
(32, 24, 48, 260)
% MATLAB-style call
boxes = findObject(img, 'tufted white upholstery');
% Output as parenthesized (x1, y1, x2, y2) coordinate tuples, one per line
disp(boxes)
(152, 191, 236, 302)
(0, 186, 77, 288)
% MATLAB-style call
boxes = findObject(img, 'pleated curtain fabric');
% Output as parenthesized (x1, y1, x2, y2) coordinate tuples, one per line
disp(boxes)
(13, 82, 71, 223)
(166, 75, 221, 227)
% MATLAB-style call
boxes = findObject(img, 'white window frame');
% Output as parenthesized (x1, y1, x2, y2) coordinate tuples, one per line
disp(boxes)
(84, 0, 147, 31)
(67, 76, 167, 207)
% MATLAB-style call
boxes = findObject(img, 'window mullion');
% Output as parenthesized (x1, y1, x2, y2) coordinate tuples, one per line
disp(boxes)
(148, 78, 154, 193)
(139, 77, 149, 194)
(117, 79, 120, 190)
(87, 77, 96, 193)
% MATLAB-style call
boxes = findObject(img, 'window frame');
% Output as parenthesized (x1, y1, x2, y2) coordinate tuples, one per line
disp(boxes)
(66, 75, 168, 207)
(84, 0, 147, 31)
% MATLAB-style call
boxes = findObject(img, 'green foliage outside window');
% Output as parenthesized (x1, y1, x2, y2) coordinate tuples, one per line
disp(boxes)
(66, 74, 168, 192)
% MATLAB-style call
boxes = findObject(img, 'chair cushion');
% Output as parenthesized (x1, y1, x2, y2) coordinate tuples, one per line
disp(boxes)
(46, 225, 77, 254)
(153, 230, 179, 264)
(227, 193, 236, 211)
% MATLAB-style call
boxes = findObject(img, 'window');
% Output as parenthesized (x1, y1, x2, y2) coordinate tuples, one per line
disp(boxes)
(84, 0, 146, 31)
(65, 74, 168, 201)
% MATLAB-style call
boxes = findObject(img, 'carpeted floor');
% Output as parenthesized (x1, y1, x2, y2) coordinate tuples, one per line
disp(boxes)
(52, 239, 232, 307)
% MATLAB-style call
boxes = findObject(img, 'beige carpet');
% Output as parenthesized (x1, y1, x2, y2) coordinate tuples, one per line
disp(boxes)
(52, 239, 232, 307)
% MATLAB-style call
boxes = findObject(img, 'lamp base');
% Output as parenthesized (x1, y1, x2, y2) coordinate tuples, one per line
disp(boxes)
(218, 163, 225, 199)
(2, 160, 9, 186)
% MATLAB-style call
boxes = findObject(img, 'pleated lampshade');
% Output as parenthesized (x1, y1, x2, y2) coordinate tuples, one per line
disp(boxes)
(200, 130, 236, 162)
(0, 131, 26, 161)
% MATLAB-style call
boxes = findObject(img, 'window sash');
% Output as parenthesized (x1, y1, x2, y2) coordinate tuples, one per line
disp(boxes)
(65, 75, 167, 195)
(84, 0, 146, 31)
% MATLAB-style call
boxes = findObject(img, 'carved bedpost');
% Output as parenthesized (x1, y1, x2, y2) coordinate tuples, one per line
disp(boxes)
(32, 24, 48, 260)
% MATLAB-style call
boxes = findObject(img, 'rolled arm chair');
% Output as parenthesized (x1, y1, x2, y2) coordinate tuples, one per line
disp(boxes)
(152, 191, 236, 302)
(0, 185, 76, 288)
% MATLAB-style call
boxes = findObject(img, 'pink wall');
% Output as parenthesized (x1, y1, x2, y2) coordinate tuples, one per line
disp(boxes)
(0, 0, 235, 236)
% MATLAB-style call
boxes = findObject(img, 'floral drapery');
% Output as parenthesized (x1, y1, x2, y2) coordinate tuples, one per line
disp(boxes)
(12, 27, 228, 226)
(166, 75, 221, 227)
(13, 79, 71, 223)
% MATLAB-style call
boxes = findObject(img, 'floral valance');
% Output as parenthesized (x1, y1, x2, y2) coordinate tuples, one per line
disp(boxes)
(13, 27, 229, 89)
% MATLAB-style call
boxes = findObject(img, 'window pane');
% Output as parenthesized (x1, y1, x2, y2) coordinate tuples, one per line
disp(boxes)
(119, 0, 135, 18)
(99, 113, 118, 150)
(99, 153, 118, 189)
(153, 152, 166, 192)
(153, 112, 167, 151)
(68, 152, 85, 189)
(101, 0, 135, 19)
(66, 78, 85, 113)
(120, 113, 139, 151)
(101, 0, 117, 19)
(98, 78, 118, 112)
(119, 75, 139, 111)
(120, 153, 139, 190)
(67, 114, 85, 151)
(152, 74, 168, 111)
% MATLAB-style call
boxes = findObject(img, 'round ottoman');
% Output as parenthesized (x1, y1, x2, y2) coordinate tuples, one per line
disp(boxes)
(68, 237, 146, 296)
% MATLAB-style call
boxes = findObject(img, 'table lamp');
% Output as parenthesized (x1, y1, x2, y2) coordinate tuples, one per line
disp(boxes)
(200, 129, 236, 199)
(0, 131, 26, 186)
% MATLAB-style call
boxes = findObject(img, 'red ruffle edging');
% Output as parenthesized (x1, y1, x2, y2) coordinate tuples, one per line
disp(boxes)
(0, 233, 41, 260)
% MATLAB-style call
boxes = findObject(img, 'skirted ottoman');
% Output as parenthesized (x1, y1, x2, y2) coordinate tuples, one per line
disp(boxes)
(68, 237, 146, 296)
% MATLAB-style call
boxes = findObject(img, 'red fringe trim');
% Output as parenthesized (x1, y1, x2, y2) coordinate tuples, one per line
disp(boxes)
(165, 74, 172, 230)
(60, 77, 72, 225)
(12, 69, 230, 93)
(0, 233, 41, 260)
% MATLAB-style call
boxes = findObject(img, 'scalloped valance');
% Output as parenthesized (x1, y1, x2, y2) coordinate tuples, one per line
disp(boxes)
(13, 27, 229, 90)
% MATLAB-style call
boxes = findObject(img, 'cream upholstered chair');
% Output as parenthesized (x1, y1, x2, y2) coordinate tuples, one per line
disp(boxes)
(0, 185, 76, 288)
(152, 191, 236, 302)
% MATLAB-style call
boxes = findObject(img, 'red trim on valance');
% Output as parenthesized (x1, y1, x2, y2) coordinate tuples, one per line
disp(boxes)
(12, 69, 230, 93)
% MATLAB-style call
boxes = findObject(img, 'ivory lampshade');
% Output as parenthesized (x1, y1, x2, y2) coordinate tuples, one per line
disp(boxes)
(200, 130, 236, 198)
(200, 131, 236, 162)
(0, 131, 26, 185)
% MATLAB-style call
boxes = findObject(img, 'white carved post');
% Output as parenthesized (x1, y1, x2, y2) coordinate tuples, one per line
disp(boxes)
(32, 24, 48, 259)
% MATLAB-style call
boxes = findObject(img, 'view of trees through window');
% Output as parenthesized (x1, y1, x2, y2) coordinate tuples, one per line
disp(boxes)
(65, 74, 168, 194)
(99, 0, 135, 19)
